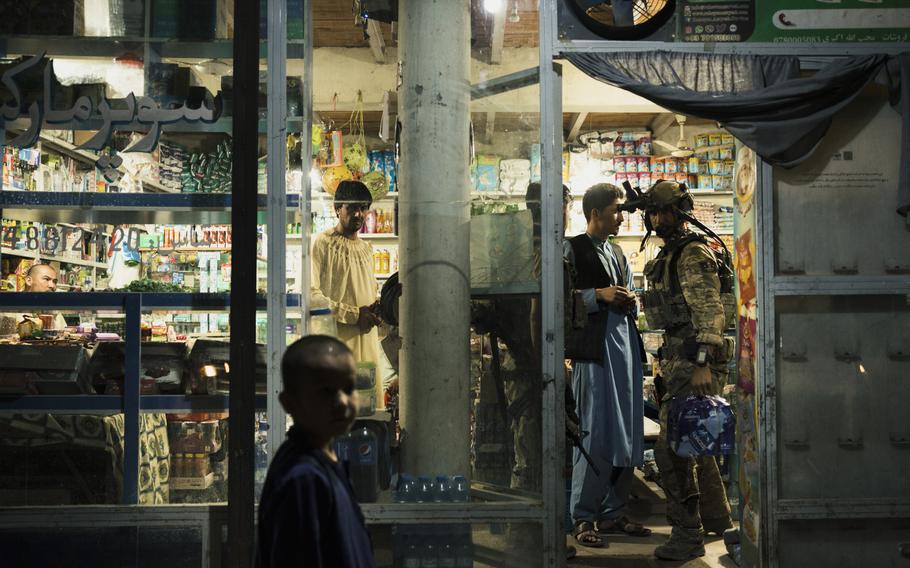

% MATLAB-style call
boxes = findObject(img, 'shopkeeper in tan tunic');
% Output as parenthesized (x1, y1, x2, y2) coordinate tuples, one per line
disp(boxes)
(310, 180, 382, 394)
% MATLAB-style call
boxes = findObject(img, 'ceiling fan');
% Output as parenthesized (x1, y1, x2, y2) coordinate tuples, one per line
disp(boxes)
(653, 114, 694, 158)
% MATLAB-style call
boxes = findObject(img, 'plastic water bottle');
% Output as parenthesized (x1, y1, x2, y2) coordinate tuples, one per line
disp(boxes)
(420, 541, 438, 568)
(433, 475, 451, 503)
(254, 420, 269, 498)
(455, 540, 472, 568)
(417, 476, 433, 503)
(451, 475, 469, 502)
(438, 541, 456, 568)
(332, 432, 351, 463)
(403, 540, 421, 568)
(395, 474, 417, 503)
(308, 296, 338, 337)
(348, 426, 379, 503)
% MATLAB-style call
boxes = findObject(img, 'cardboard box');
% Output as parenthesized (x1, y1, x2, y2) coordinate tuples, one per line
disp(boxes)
(171, 472, 214, 490)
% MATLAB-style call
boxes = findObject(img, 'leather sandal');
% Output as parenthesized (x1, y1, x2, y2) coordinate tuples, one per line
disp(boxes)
(573, 521, 606, 548)
(597, 516, 652, 537)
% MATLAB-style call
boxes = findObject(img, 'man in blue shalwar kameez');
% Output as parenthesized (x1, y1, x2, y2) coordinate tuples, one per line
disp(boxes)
(565, 183, 651, 548)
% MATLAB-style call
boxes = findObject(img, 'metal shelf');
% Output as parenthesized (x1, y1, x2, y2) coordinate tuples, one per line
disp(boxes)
(0, 394, 268, 412)
(36, 134, 175, 194)
(1, 247, 107, 269)
(0, 35, 305, 60)
(0, 192, 302, 224)
(0, 291, 301, 310)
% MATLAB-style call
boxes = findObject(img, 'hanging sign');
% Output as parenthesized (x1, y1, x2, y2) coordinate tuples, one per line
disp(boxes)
(750, 0, 910, 43)
(680, 0, 755, 43)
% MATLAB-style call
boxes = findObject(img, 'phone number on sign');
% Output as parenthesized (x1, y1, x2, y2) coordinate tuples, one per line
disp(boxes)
(1, 226, 143, 255)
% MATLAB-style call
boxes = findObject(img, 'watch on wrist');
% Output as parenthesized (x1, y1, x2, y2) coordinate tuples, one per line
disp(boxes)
(695, 345, 710, 367)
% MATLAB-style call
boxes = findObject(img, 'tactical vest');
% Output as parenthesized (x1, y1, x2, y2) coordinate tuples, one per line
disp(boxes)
(641, 233, 736, 335)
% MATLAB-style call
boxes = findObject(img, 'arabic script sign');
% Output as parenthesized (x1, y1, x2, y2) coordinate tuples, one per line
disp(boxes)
(0, 53, 222, 155)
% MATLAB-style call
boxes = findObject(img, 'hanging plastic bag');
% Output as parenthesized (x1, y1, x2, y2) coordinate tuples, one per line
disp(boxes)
(361, 170, 389, 201)
(342, 91, 369, 174)
(318, 130, 344, 168)
(667, 394, 735, 457)
(322, 165, 353, 195)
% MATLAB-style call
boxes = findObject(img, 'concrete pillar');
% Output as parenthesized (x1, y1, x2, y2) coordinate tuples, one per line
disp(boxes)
(398, 0, 471, 478)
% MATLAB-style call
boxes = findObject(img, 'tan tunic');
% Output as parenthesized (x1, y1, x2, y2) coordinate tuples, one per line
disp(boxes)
(310, 229, 380, 371)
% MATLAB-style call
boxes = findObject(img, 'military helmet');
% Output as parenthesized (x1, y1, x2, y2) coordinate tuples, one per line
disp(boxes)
(646, 180, 694, 212)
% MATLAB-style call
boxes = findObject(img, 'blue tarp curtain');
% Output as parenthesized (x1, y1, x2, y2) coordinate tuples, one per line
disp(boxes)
(565, 51, 910, 216)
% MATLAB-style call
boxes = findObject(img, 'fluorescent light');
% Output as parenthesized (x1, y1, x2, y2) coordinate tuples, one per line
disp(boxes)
(484, 0, 503, 14)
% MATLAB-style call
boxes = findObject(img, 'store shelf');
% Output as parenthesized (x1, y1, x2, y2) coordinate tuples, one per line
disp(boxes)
(0, 35, 305, 60)
(0, 291, 302, 310)
(0, 192, 302, 224)
(0, 394, 268, 413)
(1, 247, 107, 269)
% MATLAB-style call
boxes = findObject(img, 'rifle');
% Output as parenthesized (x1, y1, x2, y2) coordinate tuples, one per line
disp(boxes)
(565, 383, 601, 476)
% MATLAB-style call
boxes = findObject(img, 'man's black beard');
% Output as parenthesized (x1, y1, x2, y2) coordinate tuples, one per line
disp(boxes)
(654, 222, 684, 239)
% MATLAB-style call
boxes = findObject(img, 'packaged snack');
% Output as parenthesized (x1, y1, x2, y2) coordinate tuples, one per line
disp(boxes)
(614, 172, 628, 185)
(613, 157, 626, 173)
(626, 173, 639, 187)
(623, 141, 636, 156)
(651, 158, 664, 173)
(708, 160, 724, 175)
(688, 157, 701, 174)
(698, 174, 712, 189)
(675, 172, 688, 184)
(721, 133, 735, 146)
(688, 174, 698, 188)
(708, 132, 723, 146)
(695, 133, 709, 148)
(637, 157, 650, 173)
(723, 160, 735, 176)
(637, 136, 652, 156)
(712, 174, 725, 189)
(678, 160, 688, 174)
(638, 174, 651, 188)
(666, 159, 678, 174)
(718, 146, 734, 160)
(614, 140, 625, 156)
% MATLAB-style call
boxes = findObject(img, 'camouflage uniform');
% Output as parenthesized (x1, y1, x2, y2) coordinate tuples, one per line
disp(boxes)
(643, 230, 735, 558)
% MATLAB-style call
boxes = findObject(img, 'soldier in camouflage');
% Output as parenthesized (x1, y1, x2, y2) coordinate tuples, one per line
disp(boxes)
(638, 180, 736, 561)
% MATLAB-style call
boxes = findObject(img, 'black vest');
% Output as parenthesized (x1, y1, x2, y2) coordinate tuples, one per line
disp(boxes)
(566, 234, 644, 363)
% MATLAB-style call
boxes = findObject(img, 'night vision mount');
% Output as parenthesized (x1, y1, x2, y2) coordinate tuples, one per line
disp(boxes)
(619, 179, 732, 258)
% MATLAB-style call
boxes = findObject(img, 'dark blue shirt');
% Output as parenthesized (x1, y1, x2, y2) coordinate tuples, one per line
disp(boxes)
(257, 426, 376, 568)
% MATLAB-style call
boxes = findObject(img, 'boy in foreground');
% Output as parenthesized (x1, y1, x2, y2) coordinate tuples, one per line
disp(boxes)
(257, 335, 377, 568)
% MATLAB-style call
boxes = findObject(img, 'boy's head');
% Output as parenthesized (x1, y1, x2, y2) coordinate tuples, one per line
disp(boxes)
(279, 335, 358, 442)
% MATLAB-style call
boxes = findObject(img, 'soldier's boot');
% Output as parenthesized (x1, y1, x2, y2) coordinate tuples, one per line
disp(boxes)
(654, 527, 705, 561)
(702, 516, 733, 537)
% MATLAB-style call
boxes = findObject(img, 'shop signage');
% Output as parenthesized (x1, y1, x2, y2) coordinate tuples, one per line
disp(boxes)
(1, 225, 142, 255)
(751, 1, 910, 43)
(0, 53, 222, 171)
(680, 0, 910, 43)
(680, 1, 755, 43)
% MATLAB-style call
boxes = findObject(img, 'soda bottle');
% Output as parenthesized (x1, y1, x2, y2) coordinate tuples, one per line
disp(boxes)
(348, 426, 379, 503)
